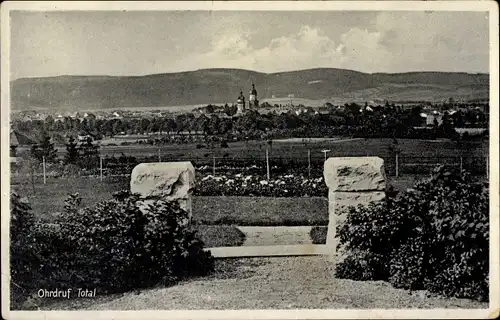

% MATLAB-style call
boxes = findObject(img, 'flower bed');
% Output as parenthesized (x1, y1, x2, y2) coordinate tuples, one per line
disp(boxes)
(196, 173, 328, 197)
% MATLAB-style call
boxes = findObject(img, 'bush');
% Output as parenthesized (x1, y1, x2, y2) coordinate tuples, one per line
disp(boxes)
(309, 226, 327, 244)
(56, 191, 214, 292)
(10, 191, 214, 308)
(10, 193, 37, 307)
(335, 166, 489, 301)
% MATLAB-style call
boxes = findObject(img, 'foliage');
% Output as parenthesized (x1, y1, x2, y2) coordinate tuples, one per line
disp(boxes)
(10, 191, 214, 308)
(10, 193, 38, 307)
(334, 166, 489, 301)
(58, 191, 214, 292)
(78, 137, 100, 170)
(14, 102, 488, 146)
(309, 226, 327, 244)
(30, 131, 58, 163)
(191, 225, 246, 247)
(64, 136, 79, 165)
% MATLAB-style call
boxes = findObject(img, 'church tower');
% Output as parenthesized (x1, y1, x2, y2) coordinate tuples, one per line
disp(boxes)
(249, 83, 259, 109)
(236, 90, 246, 115)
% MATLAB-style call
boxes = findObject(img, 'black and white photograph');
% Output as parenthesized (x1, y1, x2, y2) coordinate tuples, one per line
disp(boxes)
(1, 1, 499, 319)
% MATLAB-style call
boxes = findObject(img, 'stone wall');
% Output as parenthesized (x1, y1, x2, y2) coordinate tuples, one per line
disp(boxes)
(130, 162, 195, 220)
(323, 157, 386, 259)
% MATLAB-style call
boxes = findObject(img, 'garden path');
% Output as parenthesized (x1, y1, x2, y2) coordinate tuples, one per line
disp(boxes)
(40, 256, 487, 310)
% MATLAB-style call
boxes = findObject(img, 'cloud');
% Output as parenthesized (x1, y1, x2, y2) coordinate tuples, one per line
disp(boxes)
(11, 11, 489, 78)
(176, 26, 346, 72)
(175, 11, 489, 74)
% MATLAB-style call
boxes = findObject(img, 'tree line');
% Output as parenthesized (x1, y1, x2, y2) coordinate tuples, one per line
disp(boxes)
(29, 133, 100, 169)
(13, 102, 489, 148)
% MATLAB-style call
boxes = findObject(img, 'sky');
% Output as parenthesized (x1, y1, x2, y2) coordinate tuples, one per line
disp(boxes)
(10, 10, 490, 79)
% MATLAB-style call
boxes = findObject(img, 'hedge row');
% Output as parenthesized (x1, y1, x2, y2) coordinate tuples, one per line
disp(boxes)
(10, 191, 214, 309)
(334, 166, 489, 301)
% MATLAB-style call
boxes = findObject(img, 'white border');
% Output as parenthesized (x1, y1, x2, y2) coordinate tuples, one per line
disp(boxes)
(1, 1, 499, 319)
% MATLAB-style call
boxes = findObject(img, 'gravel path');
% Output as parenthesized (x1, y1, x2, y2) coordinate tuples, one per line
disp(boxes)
(238, 226, 313, 246)
(40, 256, 487, 310)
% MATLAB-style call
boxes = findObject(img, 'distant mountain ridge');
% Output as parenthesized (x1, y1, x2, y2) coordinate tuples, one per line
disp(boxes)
(11, 68, 489, 111)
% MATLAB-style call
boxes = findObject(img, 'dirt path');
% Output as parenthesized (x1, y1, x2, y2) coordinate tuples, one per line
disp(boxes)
(41, 256, 486, 310)
(238, 226, 313, 246)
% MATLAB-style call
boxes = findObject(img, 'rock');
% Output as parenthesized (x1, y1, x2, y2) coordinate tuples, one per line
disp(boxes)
(324, 157, 386, 192)
(130, 162, 195, 220)
(323, 157, 386, 259)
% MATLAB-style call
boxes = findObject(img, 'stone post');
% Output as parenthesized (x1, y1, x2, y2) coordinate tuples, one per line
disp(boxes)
(130, 162, 195, 221)
(323, 157, 386, 259)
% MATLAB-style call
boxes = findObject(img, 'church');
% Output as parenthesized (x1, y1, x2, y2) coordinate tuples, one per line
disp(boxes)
(236, 83, 259, 115)
(249, 83, 259, 109)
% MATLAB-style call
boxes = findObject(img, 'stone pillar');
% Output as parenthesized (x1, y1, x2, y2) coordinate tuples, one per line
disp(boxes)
(130, 162, 195, 221)
(323, 157, 386, 258)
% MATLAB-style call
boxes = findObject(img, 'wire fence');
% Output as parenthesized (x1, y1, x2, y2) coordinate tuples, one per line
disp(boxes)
(12, 144, 489, 184)
(76, 153, 489, 179)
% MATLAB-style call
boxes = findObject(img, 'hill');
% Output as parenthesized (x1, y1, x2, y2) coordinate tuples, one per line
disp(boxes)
(11, 68, 489, 112)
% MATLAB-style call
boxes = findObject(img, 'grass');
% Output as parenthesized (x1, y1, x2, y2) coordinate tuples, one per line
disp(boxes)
(193, 196, 328, 226)
(11, 176, 130, 222)
(37, 256, 488, 310)
(29, 137, 487, 161)
(10, 175, 424, 225)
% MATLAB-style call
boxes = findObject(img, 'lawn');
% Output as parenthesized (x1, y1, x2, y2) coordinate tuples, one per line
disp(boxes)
(10, 175, 419, 225)
(194, 196, 328, 226)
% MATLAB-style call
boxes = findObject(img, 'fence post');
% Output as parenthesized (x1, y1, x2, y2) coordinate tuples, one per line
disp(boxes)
(158, 148, 161, 162)
(100, 156, 103, 181)
(395, 153, 399, 178)
(460, 156, 463, 172)
(213, 156, 216, 176)
(42, 156, 46, 184)
(308, 149, 311, 178)
(266, 146, 270, 181)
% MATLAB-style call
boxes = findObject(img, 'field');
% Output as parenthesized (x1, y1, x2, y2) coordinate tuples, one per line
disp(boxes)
(18, 138, 487, 169)
(97, 138, 488, 160)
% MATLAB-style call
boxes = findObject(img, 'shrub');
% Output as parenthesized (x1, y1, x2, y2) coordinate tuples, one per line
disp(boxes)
(10, 191, 214, 307)
(309, 226, 327, 244)
(10, 193, 37, 307)
(335, 166, 489, 301)
(56, 191, 214, 293)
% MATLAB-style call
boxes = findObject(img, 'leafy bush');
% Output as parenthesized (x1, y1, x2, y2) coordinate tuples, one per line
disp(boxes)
(309, 226, 327, 244)
(10, 193, 37, 307)
(335, 166, 489, 301)
(56, 191, 214, 292)
(10, 191, 214, 308)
